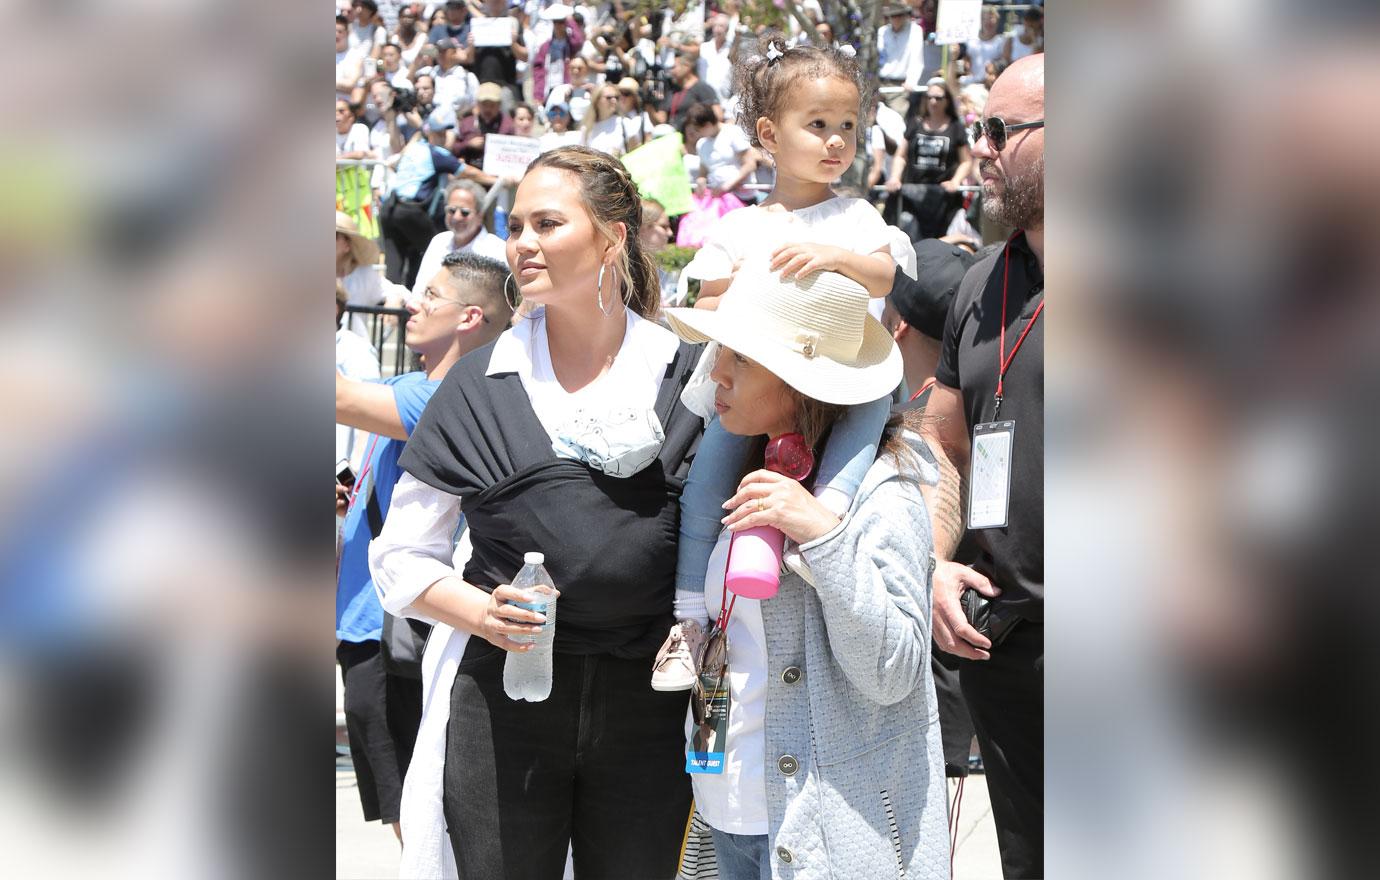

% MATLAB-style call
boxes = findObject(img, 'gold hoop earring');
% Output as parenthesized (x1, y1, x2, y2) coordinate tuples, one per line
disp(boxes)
(503, 273, 521, 312)
(596, 263, 613, 317)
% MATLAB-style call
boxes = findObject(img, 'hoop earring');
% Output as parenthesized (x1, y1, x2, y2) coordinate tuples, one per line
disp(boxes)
(596, 263, 613, 317)
(503, 273, 521, 312)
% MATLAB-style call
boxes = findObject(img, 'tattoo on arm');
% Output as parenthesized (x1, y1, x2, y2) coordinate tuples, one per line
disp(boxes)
(930, 449, 965, 560)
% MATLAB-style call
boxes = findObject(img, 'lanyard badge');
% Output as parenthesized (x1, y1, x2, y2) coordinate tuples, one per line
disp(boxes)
(969, 237, 1042, 531)
(686, 596, 734, 775)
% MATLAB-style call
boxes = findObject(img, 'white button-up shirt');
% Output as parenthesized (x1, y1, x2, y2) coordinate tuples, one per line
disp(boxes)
(876, 21, 925, 90)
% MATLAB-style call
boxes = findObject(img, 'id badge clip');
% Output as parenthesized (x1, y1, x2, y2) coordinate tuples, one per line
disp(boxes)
(968, 419, 1014, 530)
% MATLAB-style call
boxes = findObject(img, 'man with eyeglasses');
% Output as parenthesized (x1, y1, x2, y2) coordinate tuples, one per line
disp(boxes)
(334, 251, 512, 842)
(410, 179, 509, 302)
(921, 53, 1046, 879)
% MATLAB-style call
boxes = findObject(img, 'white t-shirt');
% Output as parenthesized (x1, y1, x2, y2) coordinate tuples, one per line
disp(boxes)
(965, 32, 1007, 83)
(339, 264, 386, 337)
(410, 228, 511, 301)
(384, 67, 414, 90)
(336, 123, 373, 156)
(620, 111, 654, 149)
(697, 36, 735, 101)
(696, 125, 752, 200)
(538, 129, 583, 153)
(687, 530, 769, 834)
(584, 115, 628, 157)
(1009, 25, 1042, 62)
(336, 46, 365, 99)
(434, 64, 479, 116)
(349, 22, 387, 53)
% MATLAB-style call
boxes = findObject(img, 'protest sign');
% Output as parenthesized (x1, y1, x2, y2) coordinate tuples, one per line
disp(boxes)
(935, 0, 982, 46)
(620, 132, 693, 217)
(472, 17, 514, 48)
(482, 134, 541, 179)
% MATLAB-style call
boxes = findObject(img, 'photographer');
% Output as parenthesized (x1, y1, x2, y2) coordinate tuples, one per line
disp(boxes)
(373, 80, 423, 156)
(412, 74, 436, 121)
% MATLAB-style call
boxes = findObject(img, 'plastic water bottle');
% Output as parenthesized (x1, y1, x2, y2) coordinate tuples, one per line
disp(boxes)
(502, 552, 558, 702)
(725, 433, 815, 601)
(492, 201, 509, 240)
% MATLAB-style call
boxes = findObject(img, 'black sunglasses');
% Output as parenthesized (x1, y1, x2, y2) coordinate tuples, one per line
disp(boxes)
(445, 206, 473, 217)
(971, 116, 1044, 151)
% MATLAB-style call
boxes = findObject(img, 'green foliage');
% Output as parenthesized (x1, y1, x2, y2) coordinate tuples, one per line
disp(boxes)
(657, 245, 698, 272)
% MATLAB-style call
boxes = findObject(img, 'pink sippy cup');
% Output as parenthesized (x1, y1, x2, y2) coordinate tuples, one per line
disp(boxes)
(725, 433, 815, 600)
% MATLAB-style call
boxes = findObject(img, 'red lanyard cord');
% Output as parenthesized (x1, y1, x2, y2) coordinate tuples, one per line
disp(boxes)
(908, 377, 937, 403)
(345, 431, 384, 512)
(995, 236, 1045, 410)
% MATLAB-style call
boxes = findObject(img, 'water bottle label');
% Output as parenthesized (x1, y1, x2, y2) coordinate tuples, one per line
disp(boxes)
(507, 599, 551, 629)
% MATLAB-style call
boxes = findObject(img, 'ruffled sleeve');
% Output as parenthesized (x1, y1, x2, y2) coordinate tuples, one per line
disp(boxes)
(680, 232, 737, 282)
(843, 198, 918, 279)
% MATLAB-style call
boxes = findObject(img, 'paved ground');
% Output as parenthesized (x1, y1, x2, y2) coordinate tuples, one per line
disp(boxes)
(337, 756, 1003, 879)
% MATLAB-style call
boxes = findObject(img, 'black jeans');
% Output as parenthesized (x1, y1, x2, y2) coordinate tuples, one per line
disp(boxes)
(444, 640, 692, 880)
(961, 621, 1044, 878)
(378, 193, 437, 289)
(337, 639, 423, 823)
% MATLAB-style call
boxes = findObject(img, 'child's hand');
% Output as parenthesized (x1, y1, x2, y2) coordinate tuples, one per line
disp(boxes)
(770, 243, 849, 281)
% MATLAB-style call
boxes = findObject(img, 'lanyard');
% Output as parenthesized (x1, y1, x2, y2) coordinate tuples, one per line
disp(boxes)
(993, 235, 1044, 420)
(908, 377, 937, 403)
(346, 431, 384, 513)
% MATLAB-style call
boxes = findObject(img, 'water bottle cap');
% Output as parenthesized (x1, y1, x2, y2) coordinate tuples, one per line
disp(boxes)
(524, 551, 545, 565)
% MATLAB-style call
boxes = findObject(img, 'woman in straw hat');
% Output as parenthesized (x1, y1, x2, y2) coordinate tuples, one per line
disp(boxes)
(335, 210, 385, 336)
(661, 260, 948, 879)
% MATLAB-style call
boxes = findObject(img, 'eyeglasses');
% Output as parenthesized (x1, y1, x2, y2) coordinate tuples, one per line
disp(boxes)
(416, 287, 489, 320)
(445, 206, 474, 217)
(600, 95, 618, 102)
(971, 116, 1044, 151)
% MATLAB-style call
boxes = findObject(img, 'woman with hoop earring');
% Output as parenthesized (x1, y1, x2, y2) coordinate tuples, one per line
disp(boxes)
(371, 146, 705, 879)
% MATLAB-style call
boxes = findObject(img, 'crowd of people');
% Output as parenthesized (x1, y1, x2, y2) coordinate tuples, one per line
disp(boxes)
(337, 2, 1044, 878)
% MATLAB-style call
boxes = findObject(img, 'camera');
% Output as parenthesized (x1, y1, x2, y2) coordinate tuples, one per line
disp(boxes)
(392, 88, 418, 114)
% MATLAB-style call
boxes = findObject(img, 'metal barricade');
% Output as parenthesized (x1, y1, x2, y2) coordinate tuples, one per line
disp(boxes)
(342, 305, 412, 377)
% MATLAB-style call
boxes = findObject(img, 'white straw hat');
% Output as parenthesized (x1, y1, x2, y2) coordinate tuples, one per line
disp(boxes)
(335, 211, 379, 267)
(664, 259, 901, 405)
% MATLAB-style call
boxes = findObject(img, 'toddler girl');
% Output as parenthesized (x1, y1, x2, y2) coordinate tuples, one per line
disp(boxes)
(651, 34, 919, 689)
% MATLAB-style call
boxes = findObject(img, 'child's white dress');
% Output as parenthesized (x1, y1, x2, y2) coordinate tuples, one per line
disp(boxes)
(681, 195, 918, 289)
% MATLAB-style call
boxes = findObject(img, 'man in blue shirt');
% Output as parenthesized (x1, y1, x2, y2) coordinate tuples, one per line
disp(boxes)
(334, 251, 512, 838)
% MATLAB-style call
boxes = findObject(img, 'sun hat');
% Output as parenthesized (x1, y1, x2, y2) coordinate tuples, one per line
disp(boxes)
(476, 81, 504, 103)
(882, 3, 911, 17)
(540, 3, 573, 21)
(616, 77, 640, 94)
(335, 211, 380, 267)
(663, 259, 901, 405)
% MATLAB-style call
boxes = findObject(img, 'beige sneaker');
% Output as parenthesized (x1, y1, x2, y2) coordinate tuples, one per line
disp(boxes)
(650, 620, 707, 691)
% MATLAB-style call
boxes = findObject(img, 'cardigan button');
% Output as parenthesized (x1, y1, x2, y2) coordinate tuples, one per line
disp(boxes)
(781, 666, 801, 685)
(778, 754, 799, 776)
(776, 846, 794, 864)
